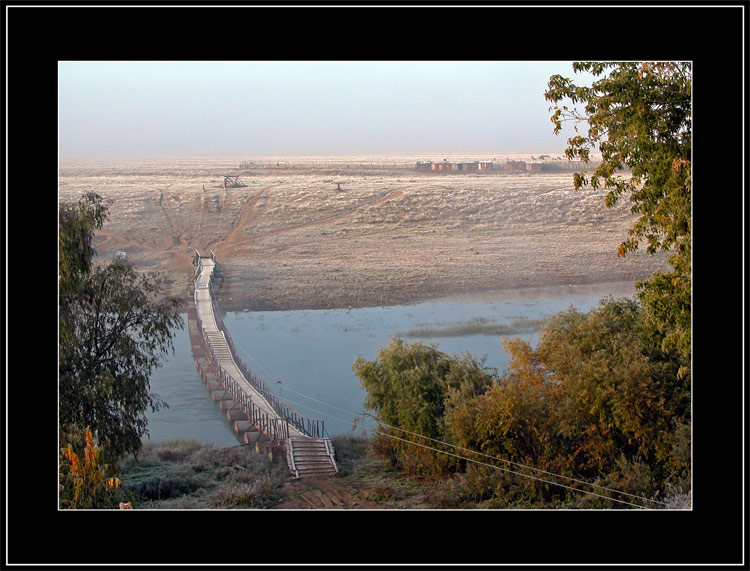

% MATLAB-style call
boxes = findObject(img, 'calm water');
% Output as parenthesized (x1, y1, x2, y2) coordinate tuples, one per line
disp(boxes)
(145, 282, 635, 444)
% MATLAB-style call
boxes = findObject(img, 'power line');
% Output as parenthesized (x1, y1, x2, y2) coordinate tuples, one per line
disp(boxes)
(272, 393, 650, 509)
(279, 383, 666, 507)
(365, 425, 652, 510)
(196, 185, 205, 247)
(228, 336, 666, 509)
(214, 187, 227, 246)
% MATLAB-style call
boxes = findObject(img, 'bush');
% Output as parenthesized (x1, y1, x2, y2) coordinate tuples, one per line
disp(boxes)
(59, 427, 131, 509)
(132, 472, 204, 501)
(445, 297, 690, 507)
(353, 338, 494, 476)
(355, 298, 690, 508)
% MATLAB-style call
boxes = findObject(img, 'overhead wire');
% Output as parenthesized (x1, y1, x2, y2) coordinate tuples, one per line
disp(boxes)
(214, 186, 228, 247)
(227, 334, 666, 509)
(278, 381, 668, 507)
(264, 390, 651, 510)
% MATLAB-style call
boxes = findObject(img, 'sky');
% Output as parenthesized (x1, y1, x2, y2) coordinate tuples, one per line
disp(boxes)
(58, 61, 585, 159)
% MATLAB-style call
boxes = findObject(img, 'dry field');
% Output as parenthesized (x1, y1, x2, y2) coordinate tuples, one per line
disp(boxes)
(58, 154, 668, 311)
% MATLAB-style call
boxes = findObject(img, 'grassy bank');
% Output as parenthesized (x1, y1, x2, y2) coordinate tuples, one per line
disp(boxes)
(116, 435, 478, 509)
(117, 435, 691, 509)
(118, 439, 289, 509)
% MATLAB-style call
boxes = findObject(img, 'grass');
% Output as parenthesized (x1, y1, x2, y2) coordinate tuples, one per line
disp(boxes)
(331, 432, 480, 509)
(399, 316, 548, 338)
(118, 439, 288, 509)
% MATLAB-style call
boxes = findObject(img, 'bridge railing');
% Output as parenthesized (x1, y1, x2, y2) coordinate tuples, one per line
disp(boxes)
(198, 323, 290, 442)
(193, 256, 327, 440)
(206, 282, 326, 439)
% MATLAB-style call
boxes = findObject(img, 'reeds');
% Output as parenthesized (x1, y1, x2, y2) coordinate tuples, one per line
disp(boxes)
(399, 316, 548, 338)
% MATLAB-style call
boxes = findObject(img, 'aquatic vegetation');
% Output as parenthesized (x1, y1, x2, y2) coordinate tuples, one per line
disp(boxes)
(399, 316, 548, 338)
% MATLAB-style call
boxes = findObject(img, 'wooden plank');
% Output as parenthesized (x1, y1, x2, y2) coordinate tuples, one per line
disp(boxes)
(317, 492, 334, 508)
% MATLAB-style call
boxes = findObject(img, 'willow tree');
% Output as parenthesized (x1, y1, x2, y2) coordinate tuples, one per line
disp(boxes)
(59, 192, 183, 461)
(545, 62, 691, 375)
(353, 338, 495, 475)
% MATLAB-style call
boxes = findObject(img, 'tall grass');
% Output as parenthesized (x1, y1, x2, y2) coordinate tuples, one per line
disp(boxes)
(119, 439, 287, 509)
(399, 316, 548, 338)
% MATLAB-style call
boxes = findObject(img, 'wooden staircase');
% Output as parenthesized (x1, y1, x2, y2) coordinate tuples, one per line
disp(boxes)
(286, 437, 339, 479)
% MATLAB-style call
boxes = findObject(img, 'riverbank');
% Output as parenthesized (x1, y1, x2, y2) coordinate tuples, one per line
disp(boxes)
(207, 278, 641, 314)
(118, 435, 401, 509)
(118, 434, 691, 510)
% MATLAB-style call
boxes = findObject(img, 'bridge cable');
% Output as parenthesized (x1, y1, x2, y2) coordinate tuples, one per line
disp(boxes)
(227, 336, 668, 508)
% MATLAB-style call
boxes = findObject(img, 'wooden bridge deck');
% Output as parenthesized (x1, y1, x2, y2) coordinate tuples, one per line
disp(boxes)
(193, 253, 338, 478)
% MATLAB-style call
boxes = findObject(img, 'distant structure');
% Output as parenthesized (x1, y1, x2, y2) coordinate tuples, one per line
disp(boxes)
(223, 175, 247, 188)
(415, 160, 493, 173)
(527, 162, 543, 174)
(505, 160, 527, 173)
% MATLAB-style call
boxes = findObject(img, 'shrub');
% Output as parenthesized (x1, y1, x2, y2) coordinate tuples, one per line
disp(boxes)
(59, 427, 131, 509)
(444, 297, 690, 507)
(132, 472, 204, 501)
(353, 338, 494, 476)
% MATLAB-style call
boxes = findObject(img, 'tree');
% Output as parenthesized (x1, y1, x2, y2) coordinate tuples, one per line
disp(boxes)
(59, 192, 183, 461)
(545, 62, 691, 371)
(353, 338, 494, 475)
(446, 299, 690, 507)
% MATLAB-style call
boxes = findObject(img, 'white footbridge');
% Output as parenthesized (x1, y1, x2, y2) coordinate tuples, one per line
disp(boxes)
(192, 250, 339, 479)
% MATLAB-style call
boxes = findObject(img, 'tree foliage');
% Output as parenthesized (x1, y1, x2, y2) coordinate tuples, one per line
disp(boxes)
(353, 338, 494, 475)
(59, 427, 131, 509)
(59, 192, 183, 462)
(545, 62, 691, 367)
(353, 63, 692, 507)
(446, 299, 690, 507)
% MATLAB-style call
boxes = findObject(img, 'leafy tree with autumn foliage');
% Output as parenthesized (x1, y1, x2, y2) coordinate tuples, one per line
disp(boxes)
(545, 62, 691, 375)
(446, 298, 689, 507)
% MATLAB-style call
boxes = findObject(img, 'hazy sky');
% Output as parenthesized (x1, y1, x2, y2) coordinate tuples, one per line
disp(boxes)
(58, 61, 584, 158)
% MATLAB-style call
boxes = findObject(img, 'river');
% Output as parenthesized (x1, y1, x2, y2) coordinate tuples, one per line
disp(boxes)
(144, 281, 636, 446)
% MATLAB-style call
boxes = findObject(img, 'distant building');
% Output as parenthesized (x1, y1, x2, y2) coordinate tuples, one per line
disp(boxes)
(432, 161, 458, 171)
(415, 160, 493, 173)
(528, 162, 543, 173)
(506, 160, 527, 173)
(459, 161, 492, 172)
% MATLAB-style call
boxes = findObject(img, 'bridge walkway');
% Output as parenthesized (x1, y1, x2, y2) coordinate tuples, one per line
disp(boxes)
(192, 252, 339, 478)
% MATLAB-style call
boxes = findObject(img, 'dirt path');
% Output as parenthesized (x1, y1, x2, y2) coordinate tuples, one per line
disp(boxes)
(275, 476, 382, 509)
(218, 184, 276, 248)
(156, 186, 193, 248)
(217, 186, 406, 255)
